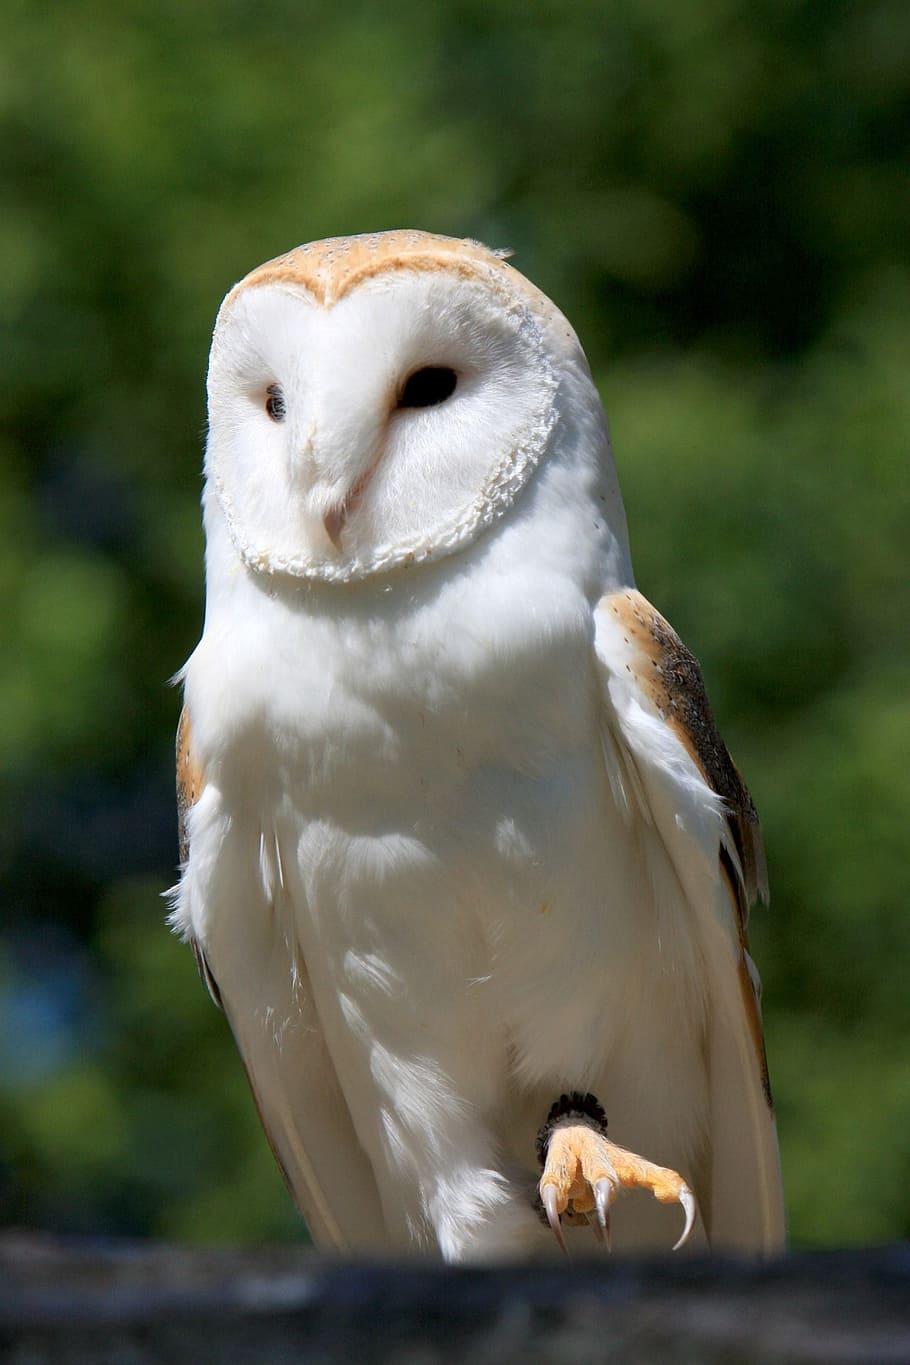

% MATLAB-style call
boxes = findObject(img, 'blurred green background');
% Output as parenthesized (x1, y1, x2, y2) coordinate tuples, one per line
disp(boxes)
(2, 0, 908, 1248)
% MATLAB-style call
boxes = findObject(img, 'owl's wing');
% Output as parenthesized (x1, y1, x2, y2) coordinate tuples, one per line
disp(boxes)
(176, 708, 389, 1251)
(593, 589, 785, 1252)
(176, 709, 223, 1007)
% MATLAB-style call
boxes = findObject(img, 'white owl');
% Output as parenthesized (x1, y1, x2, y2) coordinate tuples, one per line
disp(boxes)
(172, 230, 785, 1261)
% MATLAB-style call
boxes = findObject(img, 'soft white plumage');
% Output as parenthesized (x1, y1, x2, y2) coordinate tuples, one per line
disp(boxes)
(172, 230, 785, 1261)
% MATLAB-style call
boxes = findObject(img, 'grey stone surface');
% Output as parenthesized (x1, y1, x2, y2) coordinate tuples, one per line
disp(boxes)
(1, 1232, 908, 1364)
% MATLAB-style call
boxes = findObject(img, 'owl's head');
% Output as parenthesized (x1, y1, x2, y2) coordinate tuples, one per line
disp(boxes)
(205, 231, 608, 583)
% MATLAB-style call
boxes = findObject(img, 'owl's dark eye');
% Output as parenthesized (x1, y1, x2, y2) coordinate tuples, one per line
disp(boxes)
(398, 367, 458, 409)
(265, 383, 286, 422)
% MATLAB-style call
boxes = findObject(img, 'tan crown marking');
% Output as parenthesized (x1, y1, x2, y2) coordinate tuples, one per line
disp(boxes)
(223, 230, 551, 314)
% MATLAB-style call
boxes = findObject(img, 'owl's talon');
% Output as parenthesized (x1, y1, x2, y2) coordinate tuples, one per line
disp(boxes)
(591, 1199, 611, 1250)
(672, 1185, 697, 1251)
(537, 1091, 697, 1252)
(541, 1183, 567, 1253)
(594, 1177, 614, 1232)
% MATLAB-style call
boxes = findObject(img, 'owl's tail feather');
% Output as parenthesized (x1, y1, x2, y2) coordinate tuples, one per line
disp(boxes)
(702, 948, 786, 1253)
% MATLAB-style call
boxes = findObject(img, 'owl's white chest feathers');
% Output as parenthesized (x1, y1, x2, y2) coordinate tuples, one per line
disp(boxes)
(179, 463, 707, 1257)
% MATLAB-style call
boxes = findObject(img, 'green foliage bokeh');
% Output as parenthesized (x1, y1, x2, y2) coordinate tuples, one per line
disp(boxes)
(1, 0, 908, 1246)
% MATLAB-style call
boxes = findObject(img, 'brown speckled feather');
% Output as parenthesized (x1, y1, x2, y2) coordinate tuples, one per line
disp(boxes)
(603, 590, 768, 915)
(602, 589, 773, 1111)
(176, 706, 205, 865)
(175, 707, 221, 1009)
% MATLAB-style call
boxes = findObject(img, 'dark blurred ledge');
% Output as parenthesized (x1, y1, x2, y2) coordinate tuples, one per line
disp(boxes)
(1, 1232, 908, 1364)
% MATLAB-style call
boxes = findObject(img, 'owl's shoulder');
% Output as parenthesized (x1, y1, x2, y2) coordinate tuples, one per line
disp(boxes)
(596, 587, 767, 907)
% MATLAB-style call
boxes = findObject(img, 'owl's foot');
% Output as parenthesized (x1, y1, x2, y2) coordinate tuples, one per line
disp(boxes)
(536, 1092, 696, 1253)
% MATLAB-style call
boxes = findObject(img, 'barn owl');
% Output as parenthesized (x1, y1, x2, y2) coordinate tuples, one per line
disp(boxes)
(172, 230, 785, 1262)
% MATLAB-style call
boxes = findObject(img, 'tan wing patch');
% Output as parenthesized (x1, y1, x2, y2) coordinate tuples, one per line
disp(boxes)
(225, 229, 549, 313)
(176, 705, 205, 866)
(604, 589, 773, 1112)
(175, 707, 221, 1009)
(603, 589, 768, 912)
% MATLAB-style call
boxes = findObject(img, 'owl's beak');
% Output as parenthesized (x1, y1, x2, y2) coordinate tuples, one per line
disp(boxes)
(323, 501, 348, 550)
(321, 463, 376, 551)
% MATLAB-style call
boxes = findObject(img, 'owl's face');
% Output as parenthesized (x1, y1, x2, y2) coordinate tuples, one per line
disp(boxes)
(205, 232, 587, 583)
